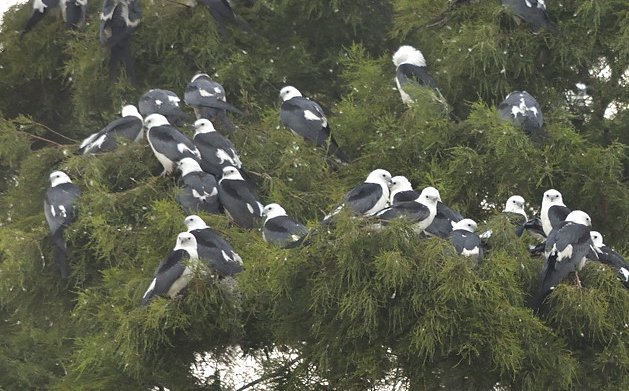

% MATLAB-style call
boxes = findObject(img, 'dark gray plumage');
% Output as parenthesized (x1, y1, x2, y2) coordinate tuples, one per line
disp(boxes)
(141, 232, 201, 306)
(193, 119, 242, 177)
(425, 201, 464, 238)
(195, 0, 254, 36)
(184, 73, 242, 133)
(144, 114, 201, 176)
(184, 215, 243, 277)
(139, 89, 191, 125)
(449, 219, 484, 264)
(44, 171, 81, 278)
(533, 211, 595, 311)
(498, 91, 546, 140)
(21, 0, 60, 36)
(218, 166, 263, 229)
(540, 189, 571, 237)
(99, 0, 141, 83)
(262, 203, 309, 248)
(590, 231, 629, 289)
(176, 158, 221, 215)
(376, 186, 441, 233)
(392, 45, 447, 107)
(502, 0, 557, 33)
(61, 0, 87, 29)
(78, 105, 143, 154)
(279, 86, 349, 163)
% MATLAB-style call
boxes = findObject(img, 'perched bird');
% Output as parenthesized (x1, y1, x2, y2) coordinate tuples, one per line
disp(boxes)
(498, 91, 546, 141)
(449, 218, 484, 264)
(183, 215, 243, 277)
(193, 0, 254, 36)
(532, 210, 595, 310)
(61, 0, 87, 30)
(262, 203, 309, 248)
(540, 189, 571, 237)
(184, 73, 243, 133)
(388, 176, 416, 204)
(590, 231, 629, 288)
(503, 195, 528, 235)
(43, 170, 81, 278)
(99, 0, 142, 83)
(218, 166, 263, 229)
(176, 158, 222, 215)
(502, 0, 557, 33)
(78, 104, 143, 154)
(139, 89, 191, 125)
(323, 169, 392, 222)
(144, 114, 201, 176)
(392, 45, 447, 107)
(376, 186, 441, 233)
(193, 119, 242, 176)
(279, 86, 349, 163)
(141, 232, 202, 306)
(425, 201, 464, 239)
(22, 0, 60, 36)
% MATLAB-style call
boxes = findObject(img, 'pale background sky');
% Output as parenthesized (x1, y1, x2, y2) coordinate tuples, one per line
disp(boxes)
(0, 0, 28, 23)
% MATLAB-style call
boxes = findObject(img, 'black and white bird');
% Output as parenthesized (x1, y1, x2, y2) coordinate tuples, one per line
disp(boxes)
(218, 166, 263, 229)
(279, 86, 349, 163)
(44, 170, 81, 278)
(141, 232, 202, 306)
(22, 0, 60, 37)
(498, 91, 545, 141)
(193, 119, 242, 176)
(262, 203, 309, 248)
(502, 0, 557, 33)
(532, 210, 595, 310)
(184, 73, 243, 133)
(183, 215, 243, 277)
(388, 176, 416, 204)
(192, 0, 254, 36)
(392, 45, 447, 107)
(144, 114, 201, 176)
(176, 158, 221, 215)
(78, 105, 143, 154)
(590, 231, 629, 288)
(449, 218, 484, 264)
(540, 188, 571, 237)
(425, 201, 464, 239)
(61, 0, 87, 30)
(503, 195, 546, 239)
(99, 0, 142, 83)
(323, 169, 392, 222)
(376, 186, 441, 233)
(139, 89, 191, 125)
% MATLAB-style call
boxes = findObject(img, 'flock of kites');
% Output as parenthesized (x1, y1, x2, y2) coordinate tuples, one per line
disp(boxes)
(27, 0, 627, 311)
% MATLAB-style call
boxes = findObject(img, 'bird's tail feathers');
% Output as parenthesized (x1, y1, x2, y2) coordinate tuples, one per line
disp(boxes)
(51, 229, 69, 278)
(326, 136, 350, 164)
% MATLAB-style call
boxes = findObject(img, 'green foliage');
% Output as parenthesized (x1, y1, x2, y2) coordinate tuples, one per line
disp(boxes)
(0, 0, 628, 390)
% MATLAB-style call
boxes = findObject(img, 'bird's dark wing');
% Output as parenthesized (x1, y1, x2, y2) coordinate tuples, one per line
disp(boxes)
(22, 0, 61, 35)
(450, 230, 483, 261)
(502, 0, 557, 32)
(425, 202, 463, 238)
(548, 205, 572, 231)
(376, 201, 430, 223)
(62, 0, 86, 29)
(344, 182, 383, 215)
(392, 190, 420, 204)
(44, 183, 81, 233)
(264, 216, 309, 248)
(522, 218, 545, 238)
(178, 172, 221, 214)
(80, 116, 143, 154)
(218, 179, 262, 228)
(191, 228, 243, 276)
(396, 63, 438, 89)
(148, 126, 200, 161)
(280, 98, 330, 146)
(142, 254, 188, 305)
(184, 81, 243, 115)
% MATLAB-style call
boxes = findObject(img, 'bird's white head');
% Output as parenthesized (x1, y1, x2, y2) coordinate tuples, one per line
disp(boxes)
(589, 231, 604, 247)
(279, 86, 302, 101)
(419, 186, 441, 205)
(143, 113, 169, 129)
(121, 104, 142, 120)
(365, 169, 393, 187)
(177, 157, 203, 176)
(566, 210, 592, 227)
(174, 232, 198, 254)
(503, 195, 527, 217)
(183, 215, 208, 231)
(49, 170, 72, 187)
(263, 203, 288, 219)
(193, 118, 217, 134)
(389, 176, 413, 194)
(392, 45, 427, 67)
(542, 189, 565, 206)
(191, 73, 211, 83)
(221, 166, 244, 180)
(452, 218, 478, 233)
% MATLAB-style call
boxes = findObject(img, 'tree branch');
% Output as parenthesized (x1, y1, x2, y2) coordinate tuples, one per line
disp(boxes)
(28, 120, 79, 143)
(235, 356, 302, 391)
(18, 131, 66, 147)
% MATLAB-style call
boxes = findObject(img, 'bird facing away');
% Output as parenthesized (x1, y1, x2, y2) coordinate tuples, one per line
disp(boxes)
(61, 0, 87, 30)
(44, 170, 81, 278)
(193, 119, 242, 176)
(184, 73, 243, 133)
(183, 215, 243, 277)
(533, 210, 595, 311)
(78, 105, 143, 154)
(139, 89, 192, 126)
(498, 91, 546, 141)
(194, 0, 254, 36)
(279, 86, 349, 163)
(392, 45, 447, 107)
(99, 0, 142, 83)
(323, 169, 392, 223)
(540, 189, 571, 237)
(218, 166, 263, 229)
(141, 232, 202, 306)
(590, 231, 629, 289)
(176, 158, 222, 215)
(425, 200, 464, 239)
(22, 0, 60, 37)
(262, 203, 309, 248)
(144, 114, 201, 176)
(502, 0, 557, 33)
(449, 218, 484, 264)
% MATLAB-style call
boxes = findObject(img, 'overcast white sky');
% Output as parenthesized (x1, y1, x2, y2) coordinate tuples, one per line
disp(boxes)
(0, 0, 28, 23)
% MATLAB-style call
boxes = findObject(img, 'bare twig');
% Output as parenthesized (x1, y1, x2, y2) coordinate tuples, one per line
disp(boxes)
(18, 131, 65, 147)
(29, 120, 79, 143)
